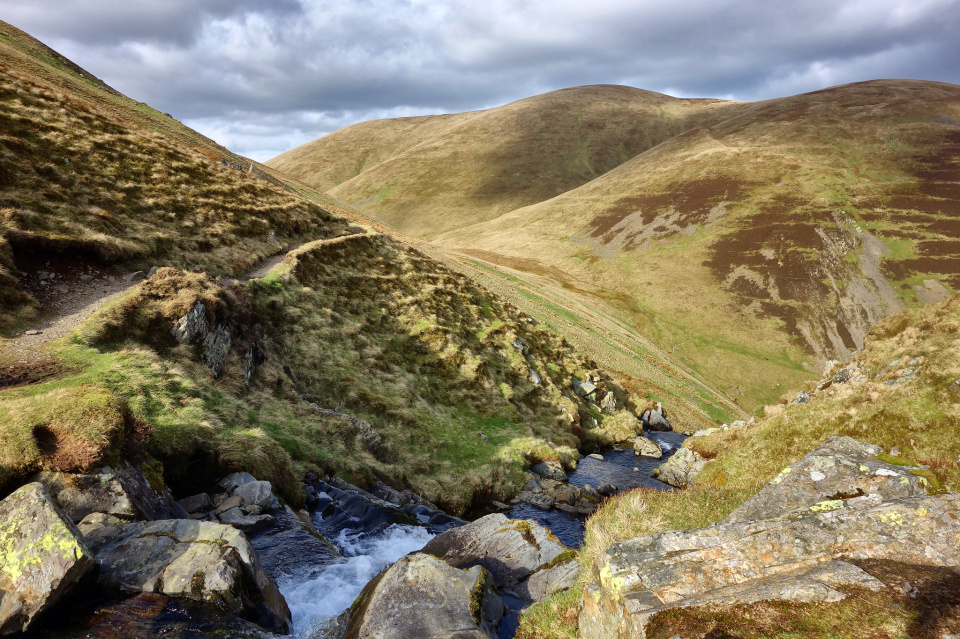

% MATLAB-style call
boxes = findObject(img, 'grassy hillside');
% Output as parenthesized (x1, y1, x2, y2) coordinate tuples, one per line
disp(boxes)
(0, 21, 739, 515)
(269, 85, 735, 238)
(431, 80, 960, 407)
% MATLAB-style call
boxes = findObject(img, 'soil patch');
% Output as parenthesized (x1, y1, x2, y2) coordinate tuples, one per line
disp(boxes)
(0, 357, 76, 390)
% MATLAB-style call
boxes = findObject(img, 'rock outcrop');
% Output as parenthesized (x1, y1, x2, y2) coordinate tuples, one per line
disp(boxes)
(0, 483, 95, 635)
(345, 553, 504, 638)
(580, 437, 960, 639)
(724, 436, 931, 523)
(640, 402, 672, 432)
(31, 461, 188, 523)
(83, 519, 292, 634)
(652, 447, 706, 488)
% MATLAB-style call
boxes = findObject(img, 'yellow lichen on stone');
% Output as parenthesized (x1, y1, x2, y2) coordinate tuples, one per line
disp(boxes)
(771, 466, 792, 485)
(810, 500, 844, 513)
(917, 507, 928, 517)
(0, 510, 82, 582)
(859, 465, 870, 472)
(599, 563, 626, 598)
(878, 512, 905, 527)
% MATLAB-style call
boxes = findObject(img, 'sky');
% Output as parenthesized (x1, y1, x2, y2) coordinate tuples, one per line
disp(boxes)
(2, 0, 959, 162)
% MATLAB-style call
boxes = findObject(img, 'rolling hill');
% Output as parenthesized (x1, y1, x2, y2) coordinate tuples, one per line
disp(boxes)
(274, 80, 960, 407)
(268, 85, 736, 238)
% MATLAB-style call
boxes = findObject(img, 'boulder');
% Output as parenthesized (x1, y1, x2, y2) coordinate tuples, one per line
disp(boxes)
(84, 519, 291, 633)
(218, 472, 258, 494)
(640, 404, 672, 432)
(724, 436, 931, 524)
(177, 493, 212, 514)
(633, 437, 663, 459)
(219, 508, 275, 533)
(31, 461, 188, 523)
(580, 493, 960, 639)
(0, 483, 95, 635)
(573, 379, 598, 398)
(600, 391, 618, 415)
(653, 447, 706, 488)
(422, 514, 569, 589)
(346, 553, 503, 638)
(530, 461, 568, 482)
(235, 480, 276, 510)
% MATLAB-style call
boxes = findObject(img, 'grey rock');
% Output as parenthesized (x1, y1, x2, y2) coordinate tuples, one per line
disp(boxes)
(530, 368, 542, 385)
(218, 472, 257, 493)
(235, 480, 275, 510)
(346, 553, 504, 638)
(202, 324, 233, 379)
(244, 343, 267, 383)
(573, 379, 598, 398)
(793, 391, 811, 404)
(85, 519, 292, 634)
(177, 493, 212, 514)
(515, 558, 580, 602)
(633, 436, 663, 459)
(171, 301, 208, 344)
(215, 496, 243, 515)
(530, 461, 568, 482)
(723, 436, 929, 524)
(125, 271, 146, 282)
(422, 513, 569, 588)
(653, 447, 706, 488)
(600, 391, 618, 415)
(147, 266, 159, 277)
(580, 493, 960, 639)
(219, 508, 275, 533)
(0, 483, 95, 635)
(31, 461, 187, 523)
(641, 403, 672, 432)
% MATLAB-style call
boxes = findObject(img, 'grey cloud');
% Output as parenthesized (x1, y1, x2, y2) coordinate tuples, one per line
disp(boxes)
(3, 0, 959, 158)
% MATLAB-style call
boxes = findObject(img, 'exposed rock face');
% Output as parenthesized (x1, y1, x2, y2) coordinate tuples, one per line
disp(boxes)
(633, 437, 662, 459)
(724, 436, 931, 523)
(652, 447, 706, 488)
(31, 461, 187, 523)
(581, 492, 960, 638)
(0, 483, 95, 635)
(346, 553, 503, 638)
(83, 519, 292, 634)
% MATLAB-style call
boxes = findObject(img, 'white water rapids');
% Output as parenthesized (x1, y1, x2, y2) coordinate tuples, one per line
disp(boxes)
(277, 524, 436, 637)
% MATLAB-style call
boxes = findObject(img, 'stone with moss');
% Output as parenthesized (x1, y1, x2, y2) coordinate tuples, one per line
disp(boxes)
(0, 482, 95, 635)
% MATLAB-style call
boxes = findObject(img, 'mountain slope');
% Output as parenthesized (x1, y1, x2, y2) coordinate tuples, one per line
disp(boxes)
(432, 80, 960, 405)
(268, 85, 736, 238)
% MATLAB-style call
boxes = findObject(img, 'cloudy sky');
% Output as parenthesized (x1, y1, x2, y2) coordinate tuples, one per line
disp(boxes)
(3, 0, 958, 161)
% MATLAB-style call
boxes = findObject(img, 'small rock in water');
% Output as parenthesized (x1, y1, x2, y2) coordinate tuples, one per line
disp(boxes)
(633, 467, 640, 472)
(588, 453, 604, 460)
(492, 501, 509, 510)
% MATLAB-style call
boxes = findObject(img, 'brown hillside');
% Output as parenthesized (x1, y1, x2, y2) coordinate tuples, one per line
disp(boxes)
(270, 85, 736, 238)
(433, 80, 960, 406)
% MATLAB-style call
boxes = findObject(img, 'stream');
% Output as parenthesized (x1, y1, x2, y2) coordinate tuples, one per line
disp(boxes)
(270, 430, 686, 638)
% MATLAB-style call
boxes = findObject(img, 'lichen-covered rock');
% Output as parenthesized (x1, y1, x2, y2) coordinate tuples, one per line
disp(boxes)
(346, 553, 504, 638)
(580, 493, 960, 639)
(600, 392, 618, 415)
(84, 519, 291, 633)
(234, 480, 276, 510)
(422, 513, 568, 588)
(724, 436, 931, 523)
(31, 461, 187, 523)
(652, 447, 706, 488)
(0, 483, 95, 635)
(633, 437, 663, 459)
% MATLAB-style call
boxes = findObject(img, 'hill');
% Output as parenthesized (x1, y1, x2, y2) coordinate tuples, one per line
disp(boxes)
(0, 20, 738, 518)
(435, 80, 960, 406)
(268, 85, 736, 238)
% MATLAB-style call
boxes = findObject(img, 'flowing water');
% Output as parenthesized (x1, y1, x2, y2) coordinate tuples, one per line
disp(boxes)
(275, 431, 686, 637)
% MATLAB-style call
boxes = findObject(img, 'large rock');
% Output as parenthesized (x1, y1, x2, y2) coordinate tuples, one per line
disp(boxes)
(724, 436, 931, 523)
(652, 447, 706, 488)
(633, 437, 662, 459)
(514, 557, 580, 602)
(0, 483, 95, 635)
(84, 519, 292, 633)
(580, 493, 960, 638)
(422, 514, 569, 589)
(31, 461, 188, 523)
(640, 403, 672, 432)
(346, 553, 503, 638)
(235, 480, 276, 510)
(530, 461, 568, 482)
